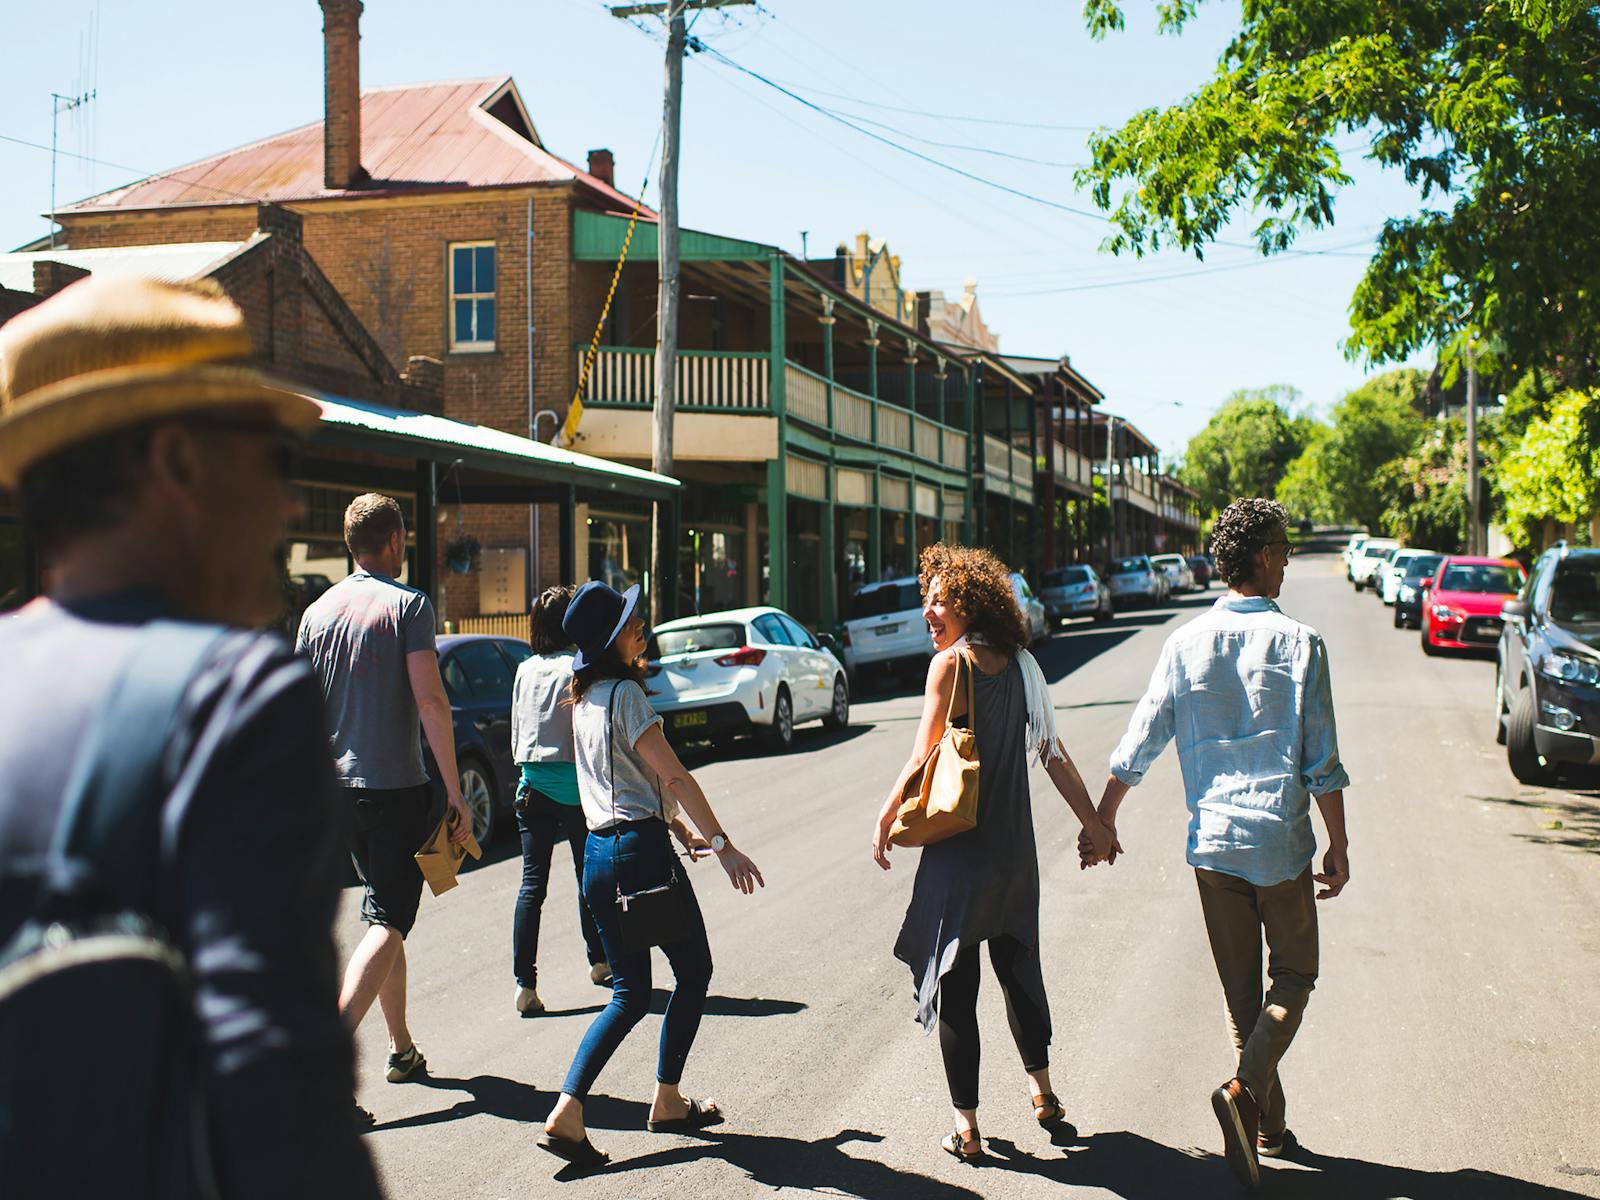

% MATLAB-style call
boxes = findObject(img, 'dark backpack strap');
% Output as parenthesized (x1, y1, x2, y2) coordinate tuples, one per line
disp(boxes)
(47, 620, 230, 914)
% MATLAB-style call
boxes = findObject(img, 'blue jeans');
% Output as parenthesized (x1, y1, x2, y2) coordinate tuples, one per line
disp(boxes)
(560, 819, 713, 1100)
(513, 791, 607, 988)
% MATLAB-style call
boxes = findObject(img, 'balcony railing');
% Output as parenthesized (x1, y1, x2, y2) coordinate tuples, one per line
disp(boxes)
(577, 347, 969, 476)
(981, 433, 1035, 504)
(1052, 443, 1091, 488)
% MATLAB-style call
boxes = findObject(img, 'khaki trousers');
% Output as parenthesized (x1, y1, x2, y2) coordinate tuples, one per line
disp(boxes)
(1195, 867, 1319, 1136)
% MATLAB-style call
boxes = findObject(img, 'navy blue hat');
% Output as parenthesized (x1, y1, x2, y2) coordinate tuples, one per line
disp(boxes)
(562, 581, 643, 671)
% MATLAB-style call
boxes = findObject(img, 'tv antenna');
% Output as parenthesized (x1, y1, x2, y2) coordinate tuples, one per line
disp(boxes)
(49, 4, 101, 249)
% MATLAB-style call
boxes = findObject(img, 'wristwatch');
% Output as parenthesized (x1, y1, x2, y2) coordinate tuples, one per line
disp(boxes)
(708, 833, 729, 853)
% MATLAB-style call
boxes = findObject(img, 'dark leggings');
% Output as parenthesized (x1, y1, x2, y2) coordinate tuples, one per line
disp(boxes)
(513, 791, 606, 987)
(937, 936, 1050, 1111)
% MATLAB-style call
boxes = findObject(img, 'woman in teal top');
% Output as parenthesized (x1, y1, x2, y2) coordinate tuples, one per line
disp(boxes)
(509, 586, 610, 1014)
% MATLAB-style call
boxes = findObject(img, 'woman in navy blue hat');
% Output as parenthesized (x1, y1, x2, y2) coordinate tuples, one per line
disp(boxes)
(538, 580, 764, 1168)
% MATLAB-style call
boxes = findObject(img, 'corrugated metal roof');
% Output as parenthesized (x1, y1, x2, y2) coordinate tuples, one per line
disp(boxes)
(312, 393, 679, 498)
(61, 78, 648, 215)
(0, 241, 249, 291)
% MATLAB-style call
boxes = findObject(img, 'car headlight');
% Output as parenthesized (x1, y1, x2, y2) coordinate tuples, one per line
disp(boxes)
(1399, 584, 1416, 601)
(1431, 604, 1461, 622)
(1540, 650, 1600, 686)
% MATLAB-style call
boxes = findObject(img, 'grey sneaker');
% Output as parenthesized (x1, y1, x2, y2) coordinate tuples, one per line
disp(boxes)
(515, 985, 546, 1017)
(385, 1044, 427, 1083)
(1258, 1128, 1299, 1159)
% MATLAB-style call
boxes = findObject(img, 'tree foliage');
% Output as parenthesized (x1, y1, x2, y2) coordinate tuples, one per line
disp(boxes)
(1497, 389, 1600, 545)
(1077, 1, 1600, 387)
(1376, 420, 1472, 551)
(1177, 387, 1307, 516)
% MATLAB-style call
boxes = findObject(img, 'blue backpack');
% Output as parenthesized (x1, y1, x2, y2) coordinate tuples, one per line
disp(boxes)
(0, 621, 229, 1199)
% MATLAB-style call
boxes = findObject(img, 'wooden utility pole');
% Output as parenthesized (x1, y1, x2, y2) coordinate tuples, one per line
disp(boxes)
(612, 0, 752, 625)
(1465, 339, 1480, 555)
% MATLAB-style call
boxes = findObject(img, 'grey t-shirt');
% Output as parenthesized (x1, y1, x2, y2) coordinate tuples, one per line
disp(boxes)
(295, 571, 436, 789)
(572, 678, 671, 831)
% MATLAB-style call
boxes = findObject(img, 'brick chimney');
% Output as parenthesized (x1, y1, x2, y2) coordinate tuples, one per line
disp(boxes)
(320, 0, 366, 190)
(587, 149, 614, 188)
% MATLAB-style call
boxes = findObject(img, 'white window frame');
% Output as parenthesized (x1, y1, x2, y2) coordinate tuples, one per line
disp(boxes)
(448, 240, 497, 352)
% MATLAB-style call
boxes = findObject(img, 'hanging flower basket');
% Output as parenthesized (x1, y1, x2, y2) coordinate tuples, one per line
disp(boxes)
(444, 534, 481, 575)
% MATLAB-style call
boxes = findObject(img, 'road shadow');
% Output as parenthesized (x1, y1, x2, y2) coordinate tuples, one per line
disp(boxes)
(373, 1074, 645, 1133)
(570, 1127, 985, 1196)
(676, 722, 874, 767)
(977, 1130, 1596, 1199)
(538, 991, 808, 1020)
(1032, 628, 1139, 685)
(1471, 789, 1600, 855)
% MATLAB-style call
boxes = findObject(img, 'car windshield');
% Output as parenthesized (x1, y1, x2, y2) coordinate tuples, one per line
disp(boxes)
(1439, 563, 1522, 594)
(849, 582, 922, 620)
(1111, 557, 1147, 575)
(1152, 556, 1182, 567)
(1403, 555, 1444, 580)
(649, 623, 745, 659)
(1043, 567, 1090, 587)
(1551, 560, 1600, 623)
(1368, 547, 1397, 562)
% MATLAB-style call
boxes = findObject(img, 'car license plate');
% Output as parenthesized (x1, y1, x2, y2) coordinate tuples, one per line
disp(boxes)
(674, 711, 708, 729)
(1471, 620, 1503, 641)
(874, 623, 900, 636)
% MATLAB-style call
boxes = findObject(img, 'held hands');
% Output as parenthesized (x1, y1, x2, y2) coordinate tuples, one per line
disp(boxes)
(1077, 815, 1123, 869)
(1314, 844, 1350, 899)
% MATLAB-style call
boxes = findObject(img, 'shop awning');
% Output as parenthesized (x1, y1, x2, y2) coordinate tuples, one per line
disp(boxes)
(309, 393, 680, 502)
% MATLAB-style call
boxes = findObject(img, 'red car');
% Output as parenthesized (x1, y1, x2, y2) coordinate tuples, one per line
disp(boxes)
(1420, 556, 1527, 654)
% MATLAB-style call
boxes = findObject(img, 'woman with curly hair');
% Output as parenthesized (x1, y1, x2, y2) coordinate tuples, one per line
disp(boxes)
(871, 543, 1118, 1162)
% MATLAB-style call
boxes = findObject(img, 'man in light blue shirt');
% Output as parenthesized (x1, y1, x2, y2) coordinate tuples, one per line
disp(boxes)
(1089, 498, 1350, 1190)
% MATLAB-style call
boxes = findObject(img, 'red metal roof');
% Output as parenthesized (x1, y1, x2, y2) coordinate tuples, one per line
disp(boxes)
(61, 78, 650, 215)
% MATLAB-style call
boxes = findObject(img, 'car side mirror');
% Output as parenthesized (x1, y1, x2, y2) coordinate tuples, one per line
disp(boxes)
(816, 632, 840, 655)
(1501, 598, 1529, 621)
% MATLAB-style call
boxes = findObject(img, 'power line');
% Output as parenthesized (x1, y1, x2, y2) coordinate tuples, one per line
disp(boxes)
(1, 131, 266, 207)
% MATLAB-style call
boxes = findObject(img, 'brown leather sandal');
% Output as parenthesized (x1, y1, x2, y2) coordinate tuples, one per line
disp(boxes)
(1033, 1092, 1066, 1125)
(941, 1128, 984, 1161)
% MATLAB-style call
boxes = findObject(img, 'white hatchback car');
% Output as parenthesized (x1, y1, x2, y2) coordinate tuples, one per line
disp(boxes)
(1350, 538, 1400, 590)
(1379, 547, 1437, 605)
(841, 577, 934, 684)
(646, 607, 848, 753)
(1150, 553, 1197, 594)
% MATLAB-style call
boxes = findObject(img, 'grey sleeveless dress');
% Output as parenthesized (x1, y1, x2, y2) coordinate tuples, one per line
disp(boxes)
(893, 655, 1050, 1035)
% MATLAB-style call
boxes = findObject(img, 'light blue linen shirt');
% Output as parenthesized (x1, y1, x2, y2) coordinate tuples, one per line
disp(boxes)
(1109, 594, 1350, 886)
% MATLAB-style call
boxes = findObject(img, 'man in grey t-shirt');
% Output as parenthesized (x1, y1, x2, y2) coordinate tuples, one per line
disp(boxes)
(297, 493, 466, 1118)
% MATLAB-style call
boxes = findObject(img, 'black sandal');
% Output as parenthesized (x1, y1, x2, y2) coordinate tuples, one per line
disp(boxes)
(646, 1097, 724, 1133)
(536, 1131, 611, 1169)
(942, 1128, 984, 1162)
(1033, 1092, 1065, 1125)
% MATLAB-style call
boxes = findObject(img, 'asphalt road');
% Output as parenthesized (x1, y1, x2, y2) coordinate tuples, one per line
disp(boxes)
(341, 553, 1600, 1199)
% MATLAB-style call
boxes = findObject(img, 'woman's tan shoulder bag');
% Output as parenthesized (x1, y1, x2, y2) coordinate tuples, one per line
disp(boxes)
(888, 649, 981, 847)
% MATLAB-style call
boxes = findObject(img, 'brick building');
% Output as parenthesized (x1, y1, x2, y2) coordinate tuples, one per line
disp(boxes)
(48, 0, 645, 620)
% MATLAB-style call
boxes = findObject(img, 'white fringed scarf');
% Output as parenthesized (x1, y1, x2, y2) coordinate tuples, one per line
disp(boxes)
(955, 634, 1062, 765)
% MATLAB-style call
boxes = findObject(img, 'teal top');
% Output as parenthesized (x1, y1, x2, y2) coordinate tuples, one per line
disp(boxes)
(520, 761, 580, 807)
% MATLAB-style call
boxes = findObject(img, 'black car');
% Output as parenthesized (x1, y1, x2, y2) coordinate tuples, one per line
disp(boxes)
(1496, 544, 1600, 784)
(1187, 555, 1215, 589)
(1391, 553, 1445, 628)
(428, 633, 533, 845)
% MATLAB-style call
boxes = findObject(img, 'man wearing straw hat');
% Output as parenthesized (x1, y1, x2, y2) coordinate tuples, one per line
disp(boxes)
(0, 276, 381, 1198)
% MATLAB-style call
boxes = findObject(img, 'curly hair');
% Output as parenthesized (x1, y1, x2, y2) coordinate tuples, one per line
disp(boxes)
(919, 543, 1029, 656)
(1211, 497, 1290, 587)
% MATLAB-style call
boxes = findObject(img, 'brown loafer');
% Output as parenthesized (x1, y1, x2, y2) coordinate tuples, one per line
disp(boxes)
(1211, 1077, 1261, 1189)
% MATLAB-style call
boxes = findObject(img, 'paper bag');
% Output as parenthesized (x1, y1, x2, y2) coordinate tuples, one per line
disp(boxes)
(414, 809, 482, 897)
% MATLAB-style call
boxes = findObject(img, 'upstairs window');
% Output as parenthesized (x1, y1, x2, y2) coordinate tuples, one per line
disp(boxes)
(449, 242, 496, 351)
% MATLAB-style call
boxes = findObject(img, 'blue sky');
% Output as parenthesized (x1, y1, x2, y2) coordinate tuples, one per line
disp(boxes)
(2, 0, 1431, 461)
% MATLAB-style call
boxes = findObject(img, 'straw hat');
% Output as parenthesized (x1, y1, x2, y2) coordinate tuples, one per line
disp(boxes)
(0, 274, 322, 488)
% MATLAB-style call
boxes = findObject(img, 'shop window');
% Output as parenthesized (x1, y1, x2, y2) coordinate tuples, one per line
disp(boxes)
(449, 241, 497, 351)
(587, 512, 649, 594)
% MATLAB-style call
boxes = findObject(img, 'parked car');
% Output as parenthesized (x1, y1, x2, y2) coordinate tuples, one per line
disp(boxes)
(840, 576, 933, 685)
(1350, 538, 1400, 590)
(1106, 555, 1168, 608)
(1496, 544, 1600, 784)
(1379, 548, 1438, 606)
(1187, 555, 1215, 589)
(1039, 564, 1113, 625)
(646, 607, 848, 753)
(433, 633, 535, 846)
(1419, 556, 1526, 655)
(1011, 572, 1049, 642)
(1392, 553, 1445, 628)
(1151, 553, 1197, 594)
(1343, 533, 1370, 579)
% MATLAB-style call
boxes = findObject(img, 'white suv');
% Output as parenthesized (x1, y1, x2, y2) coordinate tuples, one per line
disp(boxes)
(1350, 538, 1399, 590)
(841, 577, 933, 684)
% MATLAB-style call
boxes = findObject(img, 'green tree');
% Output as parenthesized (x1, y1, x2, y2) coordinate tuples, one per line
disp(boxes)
(1498, 389, 1600, 545)
(1316, 371, 1426, 528)
(1178, 387, 1307, 516)
(1077, 1, 1600, 387)
(1377, 419, 1473, 551)
(1276, 426, 1337, 523)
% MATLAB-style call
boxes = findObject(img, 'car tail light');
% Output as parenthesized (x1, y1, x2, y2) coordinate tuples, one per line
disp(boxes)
(841, 628, 852, 648)
(714, 646, 767, 668)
